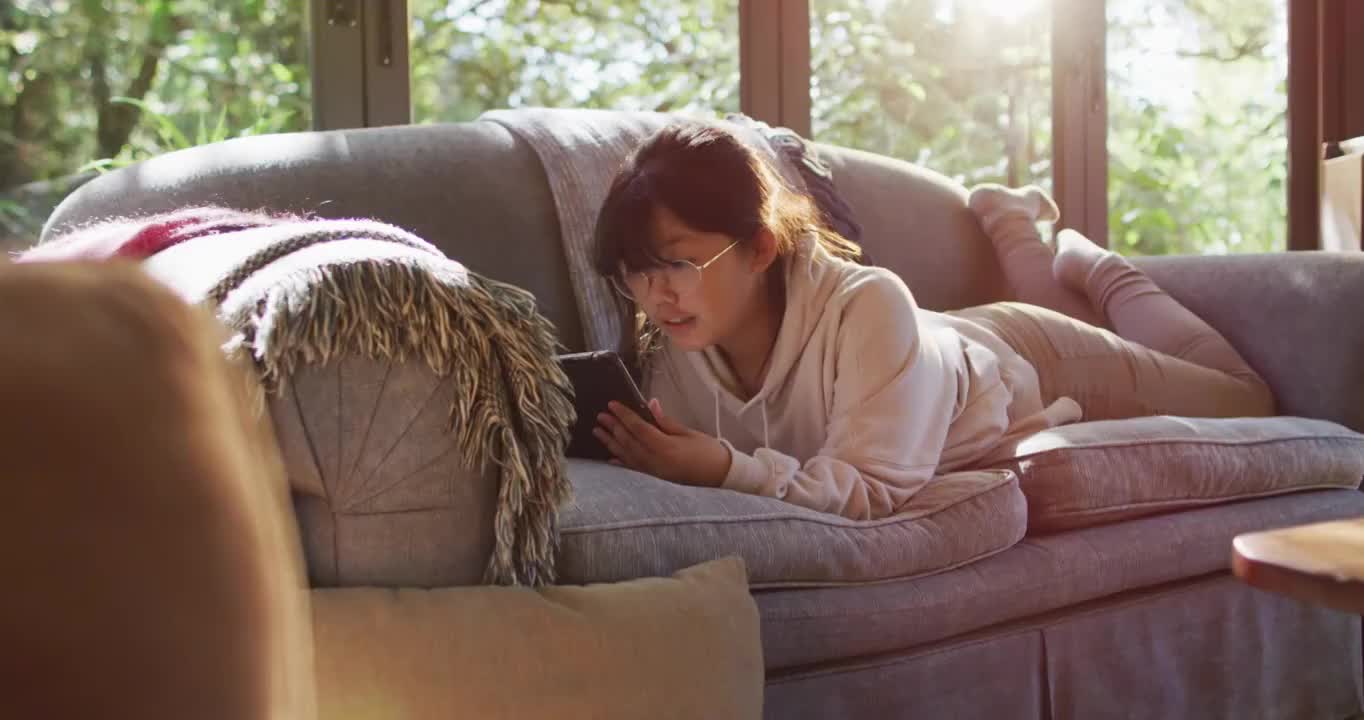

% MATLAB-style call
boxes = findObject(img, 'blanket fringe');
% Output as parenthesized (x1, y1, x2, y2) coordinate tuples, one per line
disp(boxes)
(220, 258, 575, 586)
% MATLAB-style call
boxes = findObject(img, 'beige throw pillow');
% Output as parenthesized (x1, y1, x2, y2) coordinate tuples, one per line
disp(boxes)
(312, 557, 763, 720)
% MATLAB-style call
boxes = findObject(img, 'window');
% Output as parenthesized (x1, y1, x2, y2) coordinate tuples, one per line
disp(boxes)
(409, 0, 740, 123)
(1107, 0, 1288, 255)
(6, 0, 1310, 257)
(810, 0, 1052, 190)
(0, 0, 309, 251)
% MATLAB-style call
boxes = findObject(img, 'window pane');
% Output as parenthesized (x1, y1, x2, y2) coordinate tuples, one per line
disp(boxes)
(1107, 0, 1288, 255)
(0, 0, 310, 252)
(410, 0, 740, 123)
(811, 0, 1052, 190)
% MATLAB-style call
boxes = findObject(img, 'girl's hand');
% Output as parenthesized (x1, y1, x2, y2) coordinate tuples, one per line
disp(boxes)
(594, 399, 730, 488)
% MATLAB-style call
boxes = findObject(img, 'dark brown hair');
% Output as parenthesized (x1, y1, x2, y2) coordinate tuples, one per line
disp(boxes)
(592, 121, 863, 367)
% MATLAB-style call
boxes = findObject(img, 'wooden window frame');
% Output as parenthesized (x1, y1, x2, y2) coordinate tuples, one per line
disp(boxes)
(1287, 0, 1321, 250)
(310, 0, 366, 130)
(1287, 0, 1362, 251)
(310, 0, 409, 129)
(311, 0, 1340, 253)
(754, 0, 1112, 249)
(364, 0, 412, 127)
(1051, 0, 1109, 247)
(1320, 2, 1364, 146)
(739, 0, 811, 136)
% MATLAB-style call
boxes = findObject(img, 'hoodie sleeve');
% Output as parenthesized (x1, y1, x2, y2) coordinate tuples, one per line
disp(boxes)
(720, 272, 960, 520)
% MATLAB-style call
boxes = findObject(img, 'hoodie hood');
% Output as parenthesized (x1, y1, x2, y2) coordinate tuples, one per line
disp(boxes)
(689, 232, 837, 419)
(642, 230, 1071, 519)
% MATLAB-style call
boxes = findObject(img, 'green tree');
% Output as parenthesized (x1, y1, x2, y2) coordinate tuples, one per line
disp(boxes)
(409, 0, 739, 122)
(1107, 0, 1286, 254)
(1, 0, 308, 247)
(3, 0, 1286, 258)
(811, 0, 1286, 256)
(811, 0, 1052, 190)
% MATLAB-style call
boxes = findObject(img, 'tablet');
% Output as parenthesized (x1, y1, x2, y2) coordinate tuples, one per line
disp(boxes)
(557, 351, 658, 460)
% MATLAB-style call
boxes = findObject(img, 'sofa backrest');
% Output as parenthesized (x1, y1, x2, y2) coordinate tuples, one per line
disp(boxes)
(43, 119, 1008, 350)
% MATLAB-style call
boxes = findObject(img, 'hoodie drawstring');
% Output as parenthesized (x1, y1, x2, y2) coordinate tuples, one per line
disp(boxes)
(761, 400, 771, 449)
(713, 388, 771, 450)
(713, 388, 724, 444)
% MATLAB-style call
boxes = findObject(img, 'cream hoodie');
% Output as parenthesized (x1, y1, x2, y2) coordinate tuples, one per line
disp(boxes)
(646, 234, 1081, 520)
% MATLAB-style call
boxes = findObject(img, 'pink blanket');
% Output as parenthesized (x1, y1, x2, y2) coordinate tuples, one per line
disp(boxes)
(14, 208, 287, 263)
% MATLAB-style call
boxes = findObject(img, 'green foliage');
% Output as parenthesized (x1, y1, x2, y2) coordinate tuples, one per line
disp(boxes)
(0, 0, 308, 247)
(0, 0, 309, 187)
(0, 195, 39, 241)
(812, 0, 1053, 191)
(77, 96, 298, 174)
(1106, 0, 1287, 254)
(409, 0, 740, 121)
(813, 0, 1287, 256)
(0, 0, 1287, 256)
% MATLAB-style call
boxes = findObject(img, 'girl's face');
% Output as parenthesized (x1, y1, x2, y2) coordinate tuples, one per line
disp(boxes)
(630, 204, 772, 352)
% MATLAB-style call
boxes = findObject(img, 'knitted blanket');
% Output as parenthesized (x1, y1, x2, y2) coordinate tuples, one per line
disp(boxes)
(482, 108, 861, 350)
(13, 207, 289, 263)
(143, 217, 577, 586)
(480, 109, 677, 351)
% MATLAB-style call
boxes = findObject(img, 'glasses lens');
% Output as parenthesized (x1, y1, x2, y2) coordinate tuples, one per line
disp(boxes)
(665, 262, 703, 296)
(613, 262, 702, 300)
(610, 272, 640, 300)
(609, 274, 634, 299)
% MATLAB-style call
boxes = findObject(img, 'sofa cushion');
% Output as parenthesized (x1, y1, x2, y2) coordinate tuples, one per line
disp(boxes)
(755, 488, 1364, 671)
(311, 557, 764, 720)
(558, 462, 1025, 588)
(992, 416, 1364, 533)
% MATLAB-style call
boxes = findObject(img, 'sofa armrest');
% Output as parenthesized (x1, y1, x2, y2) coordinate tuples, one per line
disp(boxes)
(269, 357, 500, 588)
(1133, 252, 1364, 432)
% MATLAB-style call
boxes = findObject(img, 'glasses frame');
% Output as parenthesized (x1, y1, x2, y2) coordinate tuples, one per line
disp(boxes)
(612, 239, 742, 301)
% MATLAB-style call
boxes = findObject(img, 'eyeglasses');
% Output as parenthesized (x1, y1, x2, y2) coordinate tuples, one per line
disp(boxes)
(611, 240, 741, 301)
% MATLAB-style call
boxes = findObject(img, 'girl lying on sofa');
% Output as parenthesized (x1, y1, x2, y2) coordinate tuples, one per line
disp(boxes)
(589, 122, 1275, 519)
(15, 122, 1276, 523)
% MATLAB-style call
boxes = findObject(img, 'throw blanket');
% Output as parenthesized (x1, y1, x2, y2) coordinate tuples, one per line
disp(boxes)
(30, 213, 576, 586)
(480, 109, 678, 351)
(184, 221, 576, 587)
(482, 108, 862, 350)
(13, 207, 289, 263)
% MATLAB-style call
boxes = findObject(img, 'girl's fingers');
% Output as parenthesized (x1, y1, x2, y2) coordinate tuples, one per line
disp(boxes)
(648, 398, 690, 435)
(594, 427, 632, 465)
(599, 413, 646, 462)
(609, 402, 671, 446)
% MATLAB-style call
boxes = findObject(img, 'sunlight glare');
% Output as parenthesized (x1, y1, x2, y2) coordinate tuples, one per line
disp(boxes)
(976, 0, 1048, 23)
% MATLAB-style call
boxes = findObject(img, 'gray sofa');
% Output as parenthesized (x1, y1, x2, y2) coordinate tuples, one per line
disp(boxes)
(45, 118, 1364, 719)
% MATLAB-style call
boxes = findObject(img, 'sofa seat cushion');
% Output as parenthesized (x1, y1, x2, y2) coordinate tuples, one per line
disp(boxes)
(557, 461, 1025, 588)
(755, 488, 1364, 671)
(991, 416, 1364, 533)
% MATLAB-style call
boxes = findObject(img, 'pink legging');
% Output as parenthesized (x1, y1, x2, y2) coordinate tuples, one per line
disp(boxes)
(956, 299, 1275, 420)
(962, 203, 1275, 419)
